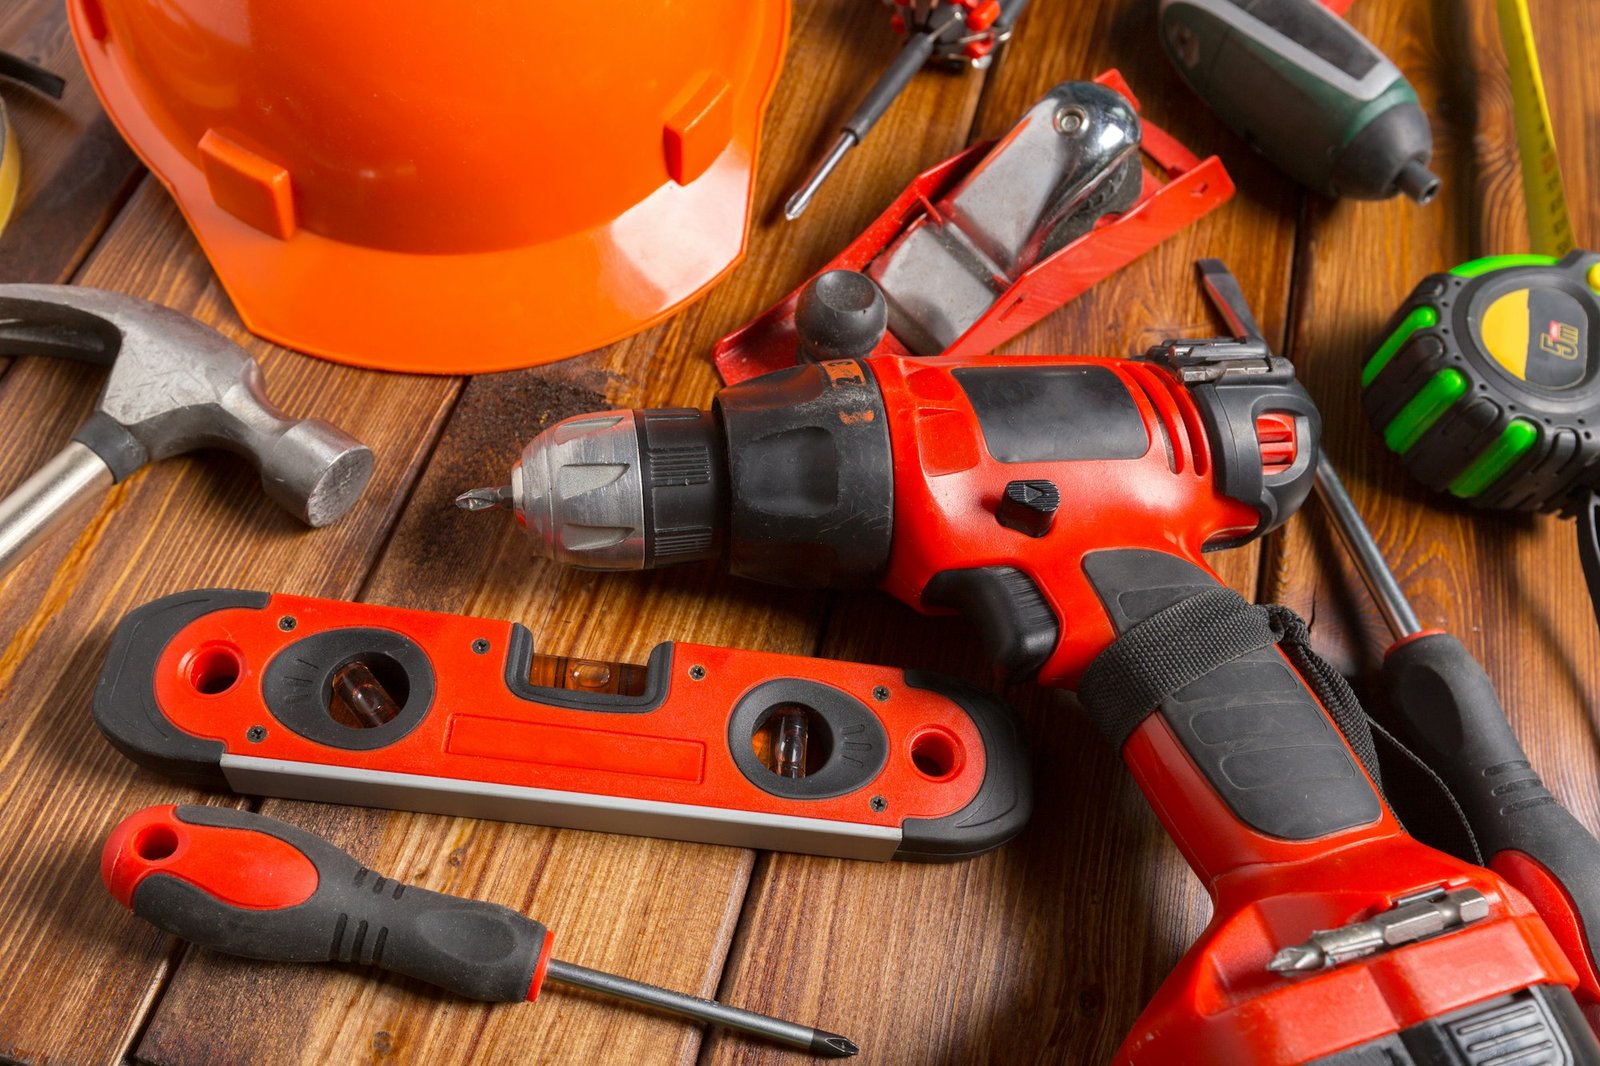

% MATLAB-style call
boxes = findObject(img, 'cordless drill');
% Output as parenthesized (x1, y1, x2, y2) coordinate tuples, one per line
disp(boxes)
(459, 265, 1596, 1063)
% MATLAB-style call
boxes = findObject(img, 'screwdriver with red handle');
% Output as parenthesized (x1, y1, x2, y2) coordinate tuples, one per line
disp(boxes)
(1315, 456, 1600, 1003)
(102, 804, 859, 1058)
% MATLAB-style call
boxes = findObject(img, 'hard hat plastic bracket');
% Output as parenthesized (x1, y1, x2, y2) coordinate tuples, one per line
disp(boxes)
(199, 129, 298, 241)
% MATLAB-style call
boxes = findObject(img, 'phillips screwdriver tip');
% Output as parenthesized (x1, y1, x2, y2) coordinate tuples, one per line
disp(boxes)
(784, 133, 857, 221)
(455, 486, 513, 512)
(1267, 944, 1323, 974)
(812, 1031, 861, 1057)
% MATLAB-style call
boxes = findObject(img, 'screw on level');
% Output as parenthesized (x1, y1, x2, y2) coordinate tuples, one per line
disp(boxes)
(870, 796, 887, 812)
(471, 638, 490, 654)
(247, 725, 267, 742)
(278, 616, 297, 631)
(872, 685, 890, 702)
(689, 665, 707, 680)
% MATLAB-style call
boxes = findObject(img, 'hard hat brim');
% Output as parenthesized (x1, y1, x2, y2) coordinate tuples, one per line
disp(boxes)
(70, 1, 787, 375)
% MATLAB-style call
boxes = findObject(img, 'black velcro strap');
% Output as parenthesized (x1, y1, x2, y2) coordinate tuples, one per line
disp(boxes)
(1078, 587, 1278, 750)
(1265, 606, 1378, 785)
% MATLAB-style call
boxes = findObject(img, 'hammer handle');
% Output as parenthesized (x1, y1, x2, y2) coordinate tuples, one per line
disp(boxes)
(0, 440, 114, 579)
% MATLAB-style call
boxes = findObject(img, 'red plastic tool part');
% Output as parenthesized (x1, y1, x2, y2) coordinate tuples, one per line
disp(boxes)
(97, 592, 1022, 860)
(1494, 848, 1600, 1001)
(868, 353, 1260, 688)
(713, 69, 1235, 384)
(1112, 693, 1577, 1064)
(101, 804, 319, 911)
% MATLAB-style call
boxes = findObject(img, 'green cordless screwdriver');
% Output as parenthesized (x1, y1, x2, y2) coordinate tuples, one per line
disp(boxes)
(1158, 0, 1439, 203)
(1362, 250, 1600, 631)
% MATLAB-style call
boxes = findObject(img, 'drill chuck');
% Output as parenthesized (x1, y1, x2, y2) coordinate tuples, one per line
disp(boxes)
(479, 361, 897, 587)
(507, 408, 727, 571)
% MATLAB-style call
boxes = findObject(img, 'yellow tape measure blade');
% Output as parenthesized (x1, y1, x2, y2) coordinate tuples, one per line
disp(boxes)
(1496, 0, 1574, 256)
(0, 98, 18, 237)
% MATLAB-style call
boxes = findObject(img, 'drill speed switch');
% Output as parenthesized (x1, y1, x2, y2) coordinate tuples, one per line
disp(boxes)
(996, 480, 1059, 537)
(1159, 0, 1439, 202)
(458, 261, 1600, 1062)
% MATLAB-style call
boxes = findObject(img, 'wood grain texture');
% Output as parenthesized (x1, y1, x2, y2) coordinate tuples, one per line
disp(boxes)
(1269, 0, 1600, 844)
(0, 0, 1590, 1065)
(135, 2, 986, 1064)
(0, 190, 460, 1064)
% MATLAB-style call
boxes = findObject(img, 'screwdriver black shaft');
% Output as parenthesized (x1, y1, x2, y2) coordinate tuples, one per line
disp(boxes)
(784, 4, 967, 220)
(1310, 457, 1600, 990)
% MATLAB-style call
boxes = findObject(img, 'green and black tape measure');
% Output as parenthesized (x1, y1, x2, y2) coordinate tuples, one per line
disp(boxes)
(1363, 249, 1600, 514)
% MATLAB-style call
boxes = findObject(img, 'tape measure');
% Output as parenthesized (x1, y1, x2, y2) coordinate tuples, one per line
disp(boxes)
(0, 51, 69, 238)
(1362, 0, 1588, 513)
(1498, 0, 1573, 257)
(1363, 250, 1600, 512)
(0, 98, 19, 236)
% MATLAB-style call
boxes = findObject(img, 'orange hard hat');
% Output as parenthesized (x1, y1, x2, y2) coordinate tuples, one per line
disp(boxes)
(68, 0, 789, 373)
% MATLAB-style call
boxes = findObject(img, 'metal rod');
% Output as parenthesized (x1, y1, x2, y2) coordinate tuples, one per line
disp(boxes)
(545, 958, 858, 1057)
(784, 133, 857, 221)
(1312, 455, 1422, 640)
(0, 440, 115, 581)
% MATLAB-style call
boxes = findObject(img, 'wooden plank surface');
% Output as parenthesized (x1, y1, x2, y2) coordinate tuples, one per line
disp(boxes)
(0, 0, 1594, 1064)
(138, 1, 987, 1063)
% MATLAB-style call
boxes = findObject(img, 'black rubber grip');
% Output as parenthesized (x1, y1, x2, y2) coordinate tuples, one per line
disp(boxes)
(1383, 633, 1600, 957)
(1081, 549, 1382, 840)
(134, 806, 547, 1002)
(896, 672, 1032, 861)
(94, 589, 266, 787)
(844, 24, 942, 138)
(923, 566, 1059, 683)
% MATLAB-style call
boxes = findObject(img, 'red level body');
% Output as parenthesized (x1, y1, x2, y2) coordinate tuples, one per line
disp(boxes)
(94, 591, 1029, 861)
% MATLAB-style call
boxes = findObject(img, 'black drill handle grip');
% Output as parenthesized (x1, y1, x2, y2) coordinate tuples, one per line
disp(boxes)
(1080, 549, 1384, 846)
(102, 805, 550, 1002)
(1383, 633, 1600, 972)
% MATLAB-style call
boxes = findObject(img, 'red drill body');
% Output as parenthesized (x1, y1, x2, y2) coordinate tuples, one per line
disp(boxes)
(467, 342, 1596, 1063)
(869, 353, 1261, 686)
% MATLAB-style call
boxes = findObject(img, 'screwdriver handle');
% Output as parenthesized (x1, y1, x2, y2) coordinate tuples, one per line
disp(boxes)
(1382, 632, 1600, 995)
(102, 805, 552, 1002)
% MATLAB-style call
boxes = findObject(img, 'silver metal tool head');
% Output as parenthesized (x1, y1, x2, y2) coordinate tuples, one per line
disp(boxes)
(867, 80, 1142, 353)
(489, 410, 650, 570)
(0, 284, 373, 526)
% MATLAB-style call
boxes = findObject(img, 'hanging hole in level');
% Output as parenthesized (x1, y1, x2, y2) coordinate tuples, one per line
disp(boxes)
(185, 643, 243, 696)
(909, 727, 963, 781)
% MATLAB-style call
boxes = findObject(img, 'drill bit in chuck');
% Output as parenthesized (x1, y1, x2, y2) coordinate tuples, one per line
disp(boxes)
(455, 485, 514, 512)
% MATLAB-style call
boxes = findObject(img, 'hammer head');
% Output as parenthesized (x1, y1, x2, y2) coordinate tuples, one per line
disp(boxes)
(0, 284, 372, 526)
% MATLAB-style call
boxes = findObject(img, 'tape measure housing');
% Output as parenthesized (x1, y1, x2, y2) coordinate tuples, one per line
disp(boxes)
(1363, 250, 1600, 512)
